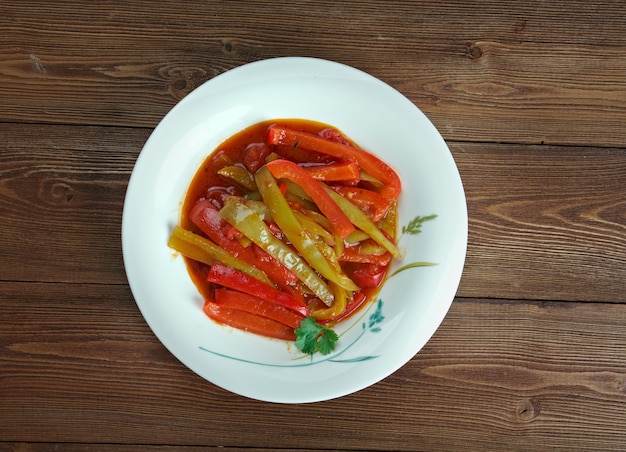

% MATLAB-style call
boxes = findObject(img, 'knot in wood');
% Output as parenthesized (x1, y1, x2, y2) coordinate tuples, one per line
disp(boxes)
(222, 39, 235, 54)
(516, 398, 540, 422)
(467, 43, 483, 60)
(50, 181, 75, 203)
(172, 78, 188, 92)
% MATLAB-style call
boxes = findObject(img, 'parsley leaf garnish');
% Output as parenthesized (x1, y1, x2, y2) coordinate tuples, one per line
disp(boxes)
(401, 214, 438, 236)
(294, 317, 338, 356)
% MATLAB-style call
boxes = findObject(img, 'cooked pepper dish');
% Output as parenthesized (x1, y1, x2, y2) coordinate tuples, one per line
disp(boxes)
(168, 119, 401, 344)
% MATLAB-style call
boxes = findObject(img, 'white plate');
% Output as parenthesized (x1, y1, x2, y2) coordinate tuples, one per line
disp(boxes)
(122, 57, 467, 403)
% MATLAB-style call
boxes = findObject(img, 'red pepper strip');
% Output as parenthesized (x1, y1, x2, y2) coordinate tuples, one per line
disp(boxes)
(330, 186, 391, 222)
(190, 200, 299, 290)
(203, 301, 296, 341)
(207, 262, 309, 317)
(304, 161, 360, 182)
(319, 292, 368, 325)
(267, 126, 401, 200)
(214, 288, 304, 329)
(340, 247, 392, 266)
(349, 263, 388, 289)
(265, 159, 355, 239)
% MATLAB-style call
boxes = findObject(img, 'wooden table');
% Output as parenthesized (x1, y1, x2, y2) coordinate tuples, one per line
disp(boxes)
(2, 1, 625, 450)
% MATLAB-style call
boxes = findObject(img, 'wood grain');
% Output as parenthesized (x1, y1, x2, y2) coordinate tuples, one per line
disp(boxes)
(1, 283, 625, 450)
(0, 446, 288, 452)
(1, 2, 625, 147)
(454, 142, 626, 302)
(2, 1, 626, 450)
(1, 123, 623, 301)
(0, 124, 147, 284)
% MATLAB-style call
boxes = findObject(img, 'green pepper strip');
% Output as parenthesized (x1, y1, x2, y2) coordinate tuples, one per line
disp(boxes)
(322, 184, 401, 257)
(217, 166, 257, 191)
(167, 225, 272, 285)
(255, 167, 359, 295)
(219, 196, 335, 306)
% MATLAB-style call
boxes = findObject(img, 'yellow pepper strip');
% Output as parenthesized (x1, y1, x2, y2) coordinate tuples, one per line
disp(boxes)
(248, 198, 338, 269)
(283, 185, 319, 212)
(282, 182, 336, 233)
(333, 232, 344, 259)
(354, 240, 388, 256)
(312, 233, 343, 273)
(283, 179, 309, 200)
(294, 211, 335, 245)
(167, 225, 272, 285)
(322, 184, 400, 257)
(240, 199, 271, 220)
(311, 282, 348, 321)
(217, 166, 257, 191)
(238, 199, 335, 247)
(344, 230, 370, 244)
(218, 196, 335, 306)
(302, 209, 332, 231)
(359, 170, 384, 189)
(377, 198, 398, 240)
(255, 166, 360, 295)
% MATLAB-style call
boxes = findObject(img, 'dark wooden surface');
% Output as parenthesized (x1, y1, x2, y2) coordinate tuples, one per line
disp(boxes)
(1, 1, 625, 450)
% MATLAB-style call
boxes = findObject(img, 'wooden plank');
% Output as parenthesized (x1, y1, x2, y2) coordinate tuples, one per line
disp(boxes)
(3, 1, 626, 48)
(1, 283, 626, 450)
(393, 41, 626, 147)
(453, 142, 626, 302)
(0, 446, 292, 452)
(0, 124, 147, 285)
(1, 2, 626, 147)
(1, 123, 624, 302)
